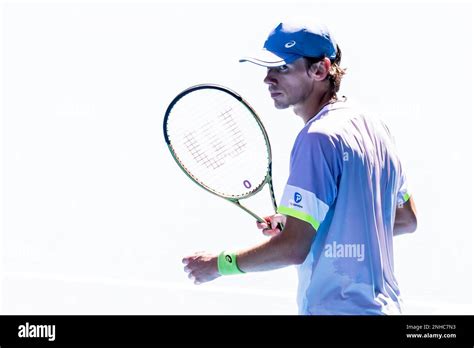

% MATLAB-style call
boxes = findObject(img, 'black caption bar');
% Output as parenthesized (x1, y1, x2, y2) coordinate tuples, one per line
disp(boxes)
(0, 315, 472, 346)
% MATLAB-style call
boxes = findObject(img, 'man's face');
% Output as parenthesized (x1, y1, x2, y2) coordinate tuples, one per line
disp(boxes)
(263, 58, 315, 110)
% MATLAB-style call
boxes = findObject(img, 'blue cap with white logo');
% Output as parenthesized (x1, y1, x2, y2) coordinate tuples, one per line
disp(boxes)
(240, 22, 337, 67)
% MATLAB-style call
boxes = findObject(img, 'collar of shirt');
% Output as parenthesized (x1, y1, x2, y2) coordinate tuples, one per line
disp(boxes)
(305, 97, 351, 125)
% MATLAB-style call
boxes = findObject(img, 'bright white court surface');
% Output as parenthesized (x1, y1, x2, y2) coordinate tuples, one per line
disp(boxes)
(1, 0, 473, 314)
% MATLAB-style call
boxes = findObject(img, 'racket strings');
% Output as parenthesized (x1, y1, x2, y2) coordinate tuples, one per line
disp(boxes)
(183, 107, 246, 170)
(166, 89, 270, 198)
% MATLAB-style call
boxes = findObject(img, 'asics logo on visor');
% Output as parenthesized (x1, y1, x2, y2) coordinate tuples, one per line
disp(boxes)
(284, 40, 296, 48)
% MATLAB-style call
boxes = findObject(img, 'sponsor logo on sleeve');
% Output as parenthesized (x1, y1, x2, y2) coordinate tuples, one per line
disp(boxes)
(290, 192, 303, 208)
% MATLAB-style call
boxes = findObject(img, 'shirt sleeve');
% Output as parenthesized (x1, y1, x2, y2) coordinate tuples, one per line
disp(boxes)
(384, 121, 410, 205)
(396, 162, 410, 205)
(380, 119, 410, 206)
(277, 130, 341, 231)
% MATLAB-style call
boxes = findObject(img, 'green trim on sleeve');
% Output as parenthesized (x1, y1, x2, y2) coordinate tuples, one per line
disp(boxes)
(403, 193, 410, 202)
(277, 206, 320, 231)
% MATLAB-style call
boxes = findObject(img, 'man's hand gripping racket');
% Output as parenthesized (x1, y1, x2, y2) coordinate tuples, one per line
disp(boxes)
(257, 214, 286, 237)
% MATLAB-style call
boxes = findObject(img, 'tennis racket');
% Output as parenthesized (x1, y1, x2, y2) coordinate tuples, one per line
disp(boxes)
(163, 84, 282, 230)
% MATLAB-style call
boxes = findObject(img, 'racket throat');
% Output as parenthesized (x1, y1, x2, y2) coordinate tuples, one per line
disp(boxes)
(230, 200, 266, 224)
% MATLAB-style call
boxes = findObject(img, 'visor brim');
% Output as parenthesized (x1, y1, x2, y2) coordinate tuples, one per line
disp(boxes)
(239, 49, 300, 67)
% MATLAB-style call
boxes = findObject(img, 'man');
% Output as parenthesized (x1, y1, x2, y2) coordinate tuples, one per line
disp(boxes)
(182, 21, 417, 315)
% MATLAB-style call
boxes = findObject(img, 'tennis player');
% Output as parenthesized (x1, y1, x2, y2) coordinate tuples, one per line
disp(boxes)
(183, 21, 417, 315)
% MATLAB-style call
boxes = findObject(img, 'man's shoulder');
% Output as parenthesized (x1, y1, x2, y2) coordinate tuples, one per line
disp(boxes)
(294, 121, 342, 153)
(305, 103, 360, 138)
(307, 103, 387, 139)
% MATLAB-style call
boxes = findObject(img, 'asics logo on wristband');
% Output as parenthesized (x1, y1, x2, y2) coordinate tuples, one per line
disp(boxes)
(218, 251, 244, 275)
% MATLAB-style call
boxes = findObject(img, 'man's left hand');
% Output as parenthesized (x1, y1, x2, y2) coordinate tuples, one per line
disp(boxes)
(182, 252, 221, 285)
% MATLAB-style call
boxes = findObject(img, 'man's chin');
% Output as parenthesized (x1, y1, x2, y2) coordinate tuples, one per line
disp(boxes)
(273, 101, 289, 110)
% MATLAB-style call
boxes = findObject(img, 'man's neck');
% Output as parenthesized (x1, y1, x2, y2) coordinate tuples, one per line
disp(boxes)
(294, 90, 334, 123)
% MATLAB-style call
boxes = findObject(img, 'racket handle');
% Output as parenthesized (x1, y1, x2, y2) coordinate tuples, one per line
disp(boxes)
(266, 221, 284, 232)
(262, 217, 284, 232)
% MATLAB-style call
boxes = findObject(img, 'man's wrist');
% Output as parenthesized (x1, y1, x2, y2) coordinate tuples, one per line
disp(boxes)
(217, 251, 244, 275)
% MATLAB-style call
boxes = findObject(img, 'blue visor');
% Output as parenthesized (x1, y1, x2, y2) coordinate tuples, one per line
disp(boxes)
(240, 22, 337, 68)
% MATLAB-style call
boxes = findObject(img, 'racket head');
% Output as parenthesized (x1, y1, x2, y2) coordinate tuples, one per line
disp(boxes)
(163, 84, 273, 200)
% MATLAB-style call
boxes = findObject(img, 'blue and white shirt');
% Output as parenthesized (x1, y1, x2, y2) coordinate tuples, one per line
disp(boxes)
(277, 100, 410, 315)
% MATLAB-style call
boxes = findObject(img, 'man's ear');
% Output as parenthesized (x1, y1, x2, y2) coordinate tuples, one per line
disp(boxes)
(309, 57, 331, 81)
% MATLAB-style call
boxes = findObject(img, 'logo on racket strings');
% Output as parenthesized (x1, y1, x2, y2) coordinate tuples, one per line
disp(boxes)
(184, 110, 246, 170)
(243, 180, 252, 189)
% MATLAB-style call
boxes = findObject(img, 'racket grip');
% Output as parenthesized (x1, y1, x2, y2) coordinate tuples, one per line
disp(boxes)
(261, 217, 284, 233)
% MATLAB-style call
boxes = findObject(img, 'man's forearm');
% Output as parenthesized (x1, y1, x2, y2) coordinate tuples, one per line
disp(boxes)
(236, 234, 299, 272)
(394, 220, 417, 236)
(394, 197, 417, 236)
(236, 217, 316, 272)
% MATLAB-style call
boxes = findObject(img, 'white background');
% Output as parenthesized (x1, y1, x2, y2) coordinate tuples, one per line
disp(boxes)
(1, 0, 473, 314)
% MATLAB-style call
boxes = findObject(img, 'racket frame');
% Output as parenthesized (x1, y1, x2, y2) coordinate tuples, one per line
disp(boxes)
(163, 84, 278, 224)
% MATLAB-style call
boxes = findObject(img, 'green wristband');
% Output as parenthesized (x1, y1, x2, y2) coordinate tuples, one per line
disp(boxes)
(217, 251, 244, 275)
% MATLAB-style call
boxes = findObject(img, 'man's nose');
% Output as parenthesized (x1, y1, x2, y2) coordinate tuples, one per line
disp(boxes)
(264, 69, 277, 85)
